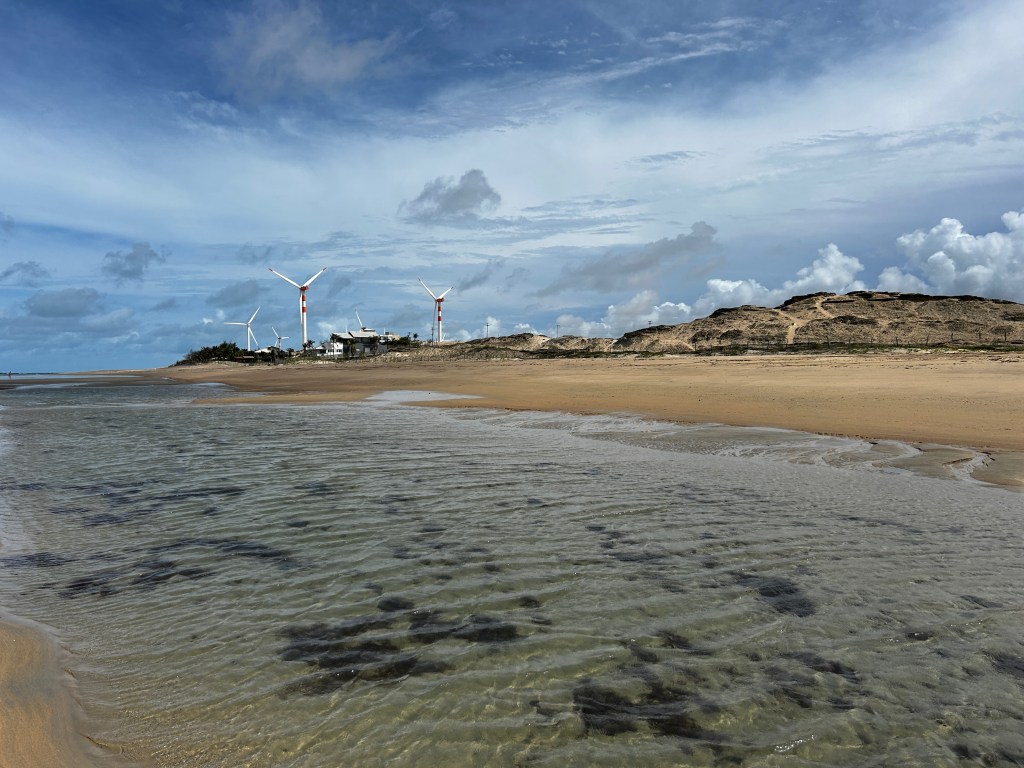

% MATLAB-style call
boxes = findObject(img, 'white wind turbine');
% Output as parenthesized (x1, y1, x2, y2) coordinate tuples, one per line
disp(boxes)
(272, 326, 289, 350)
(355, 310, 375, 334)
(268, 267, 327, 347)
(418, 279, 453, 343)
(225, 306, 260, 352)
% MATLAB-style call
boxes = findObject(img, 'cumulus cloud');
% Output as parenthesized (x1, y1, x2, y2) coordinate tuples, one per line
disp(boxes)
(25, 288, 101, 318)
(0, 261, 50, 286)
(206, 279, 262, 307)
(216, 0, 398, 102)
(540, 222, 717, 296)
(400, 169, 502, 225)
(692, 243, 865, 315)
(101, 242, 166, 284)
(875, 211, 1024, 299)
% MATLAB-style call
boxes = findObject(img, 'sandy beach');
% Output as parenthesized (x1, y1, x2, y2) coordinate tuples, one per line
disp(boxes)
(141, 351, 1024, 486)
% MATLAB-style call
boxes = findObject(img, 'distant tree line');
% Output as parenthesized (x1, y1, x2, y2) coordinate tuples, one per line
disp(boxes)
(173, 342, 244, 366)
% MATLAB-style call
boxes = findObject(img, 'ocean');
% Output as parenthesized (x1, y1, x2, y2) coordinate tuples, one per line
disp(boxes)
(1, 379, 1023, 767)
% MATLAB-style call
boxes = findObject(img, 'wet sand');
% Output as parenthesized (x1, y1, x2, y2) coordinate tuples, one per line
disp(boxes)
(0, 614, 106, 767)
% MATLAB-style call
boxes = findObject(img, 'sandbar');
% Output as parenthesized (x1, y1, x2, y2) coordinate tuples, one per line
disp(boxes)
(140, 352, 1024, 485)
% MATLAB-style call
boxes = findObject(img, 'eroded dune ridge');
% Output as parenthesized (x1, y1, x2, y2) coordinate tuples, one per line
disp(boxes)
(400, 292, 1024, 359)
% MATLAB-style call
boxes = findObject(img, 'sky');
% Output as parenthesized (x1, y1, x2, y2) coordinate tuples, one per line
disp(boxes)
(2, 0, 1024, 371)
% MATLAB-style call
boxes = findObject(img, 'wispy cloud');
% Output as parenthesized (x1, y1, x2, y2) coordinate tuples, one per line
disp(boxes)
(206, 279, 262, 307)
(0, 260, 50, 286)
(215, 0, 400, 103)
(539, 222, 717, 296)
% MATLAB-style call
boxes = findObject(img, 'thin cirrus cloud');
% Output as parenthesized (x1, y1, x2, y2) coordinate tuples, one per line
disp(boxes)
(214, 0, 400, 103)
(538, 222, 718, 296)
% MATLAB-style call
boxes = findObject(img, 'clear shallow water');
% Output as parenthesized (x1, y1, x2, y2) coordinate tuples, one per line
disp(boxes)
(1, 383, 1023, 767)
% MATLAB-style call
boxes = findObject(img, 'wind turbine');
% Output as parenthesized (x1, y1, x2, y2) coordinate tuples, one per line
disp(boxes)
(225, 306, 260, 352)
(418, 279, 453, 344)
(272, 326, 289, 350)
(268, 266, 327, 347)
(355, 310, 375, 334)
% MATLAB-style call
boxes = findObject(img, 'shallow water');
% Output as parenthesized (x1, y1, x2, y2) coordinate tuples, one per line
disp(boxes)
(1, 382, 1023, 767)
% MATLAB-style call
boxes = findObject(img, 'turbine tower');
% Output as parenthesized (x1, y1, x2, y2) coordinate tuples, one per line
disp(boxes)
(225, 306, 260, 352)
(268, 267, 327, 347)
(272, 326, 289, 350)
(418, 279, 453, 343)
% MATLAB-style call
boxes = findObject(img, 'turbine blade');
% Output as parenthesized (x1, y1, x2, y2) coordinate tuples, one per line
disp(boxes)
(438, 287, 454, 300)
(418, 278, 438, 300)
(303, 267, 328, 287)
(249, 306, 261, 324)
(269, 267, 301, 289)
(225, 322, 245, 326)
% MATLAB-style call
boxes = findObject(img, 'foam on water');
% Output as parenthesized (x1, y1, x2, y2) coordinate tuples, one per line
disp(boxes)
(1, 382, 1023, 767)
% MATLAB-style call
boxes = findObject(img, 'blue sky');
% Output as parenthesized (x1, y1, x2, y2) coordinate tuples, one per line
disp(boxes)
(2, 0, 1023, 371)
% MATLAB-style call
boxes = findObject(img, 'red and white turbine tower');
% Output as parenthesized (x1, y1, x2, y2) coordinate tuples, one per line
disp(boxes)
(419, 279, 453, 343)
(268, 267, 327, 347)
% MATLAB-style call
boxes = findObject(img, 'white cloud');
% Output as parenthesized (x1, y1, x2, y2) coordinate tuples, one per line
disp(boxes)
(693, 243, 865, 315)
(878, 211, 1024, 299)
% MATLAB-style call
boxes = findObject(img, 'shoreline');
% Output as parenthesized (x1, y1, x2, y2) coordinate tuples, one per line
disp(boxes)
(136, 352, 1024, 487)
(0, 612, 110, 767)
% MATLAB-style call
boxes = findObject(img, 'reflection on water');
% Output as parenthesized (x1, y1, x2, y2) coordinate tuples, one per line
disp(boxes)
(1, 383, 1023, 767)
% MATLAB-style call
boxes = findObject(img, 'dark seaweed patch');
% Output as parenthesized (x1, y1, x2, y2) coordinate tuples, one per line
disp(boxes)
(130, 558, 213, 589)
(279, 606, 522, 696)
(573, 683, 639, 735)
(611, 551, 668, 564)
(149, 537, 298, 569)
(785, 652, 859, 683)
(407, 610, 460, 644)
(735, 574, 816, 617)
(962, 594, 1003, 609)
(517, 595, 542, 609)
(285, 519, 309, 528)
(573, 675, 720, 741)
(452, 614, 518, 642)
(377, 595, 415, 612)
(150, 485, 246, 503)
(658, 631, 693, 651)
(0, 552, 73, 568)
(989, 652, 1024, 681)
(418, 524, 445, 533)
(59, 570, 122, 599)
